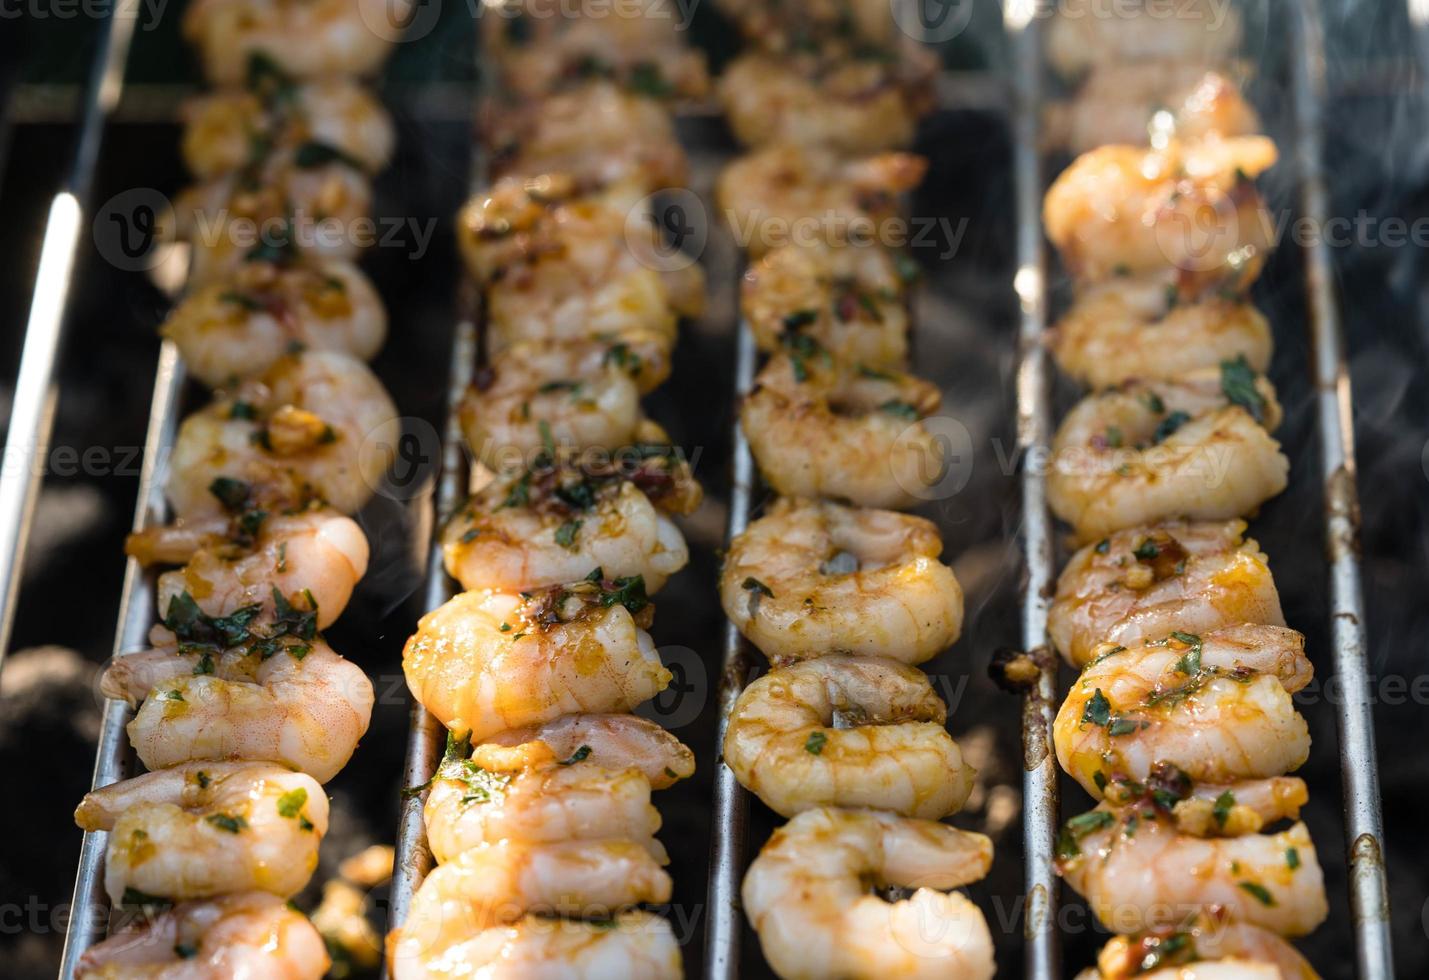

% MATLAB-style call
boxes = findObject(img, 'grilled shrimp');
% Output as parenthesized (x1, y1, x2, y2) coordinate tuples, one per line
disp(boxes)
(183, 0, 410, 84)
(1050, 67, 1260, 155)
(101, 636, 373, 784)
(75, 762, 327, 904)
(720, 497, 963, 665)
(1042, 138, 1277, 288)
(742, 349, 944, 508)
(725, 656, 974, 818)
(182, 77, 394, 181)
(403, 586, 671, 743)
(457, 175, 701, 350)
(1046, 364, 1289, 542)
(75, 891, 329, 980)
(1048, 276, 1271, 389)
(126, 508, 368, 633)
(424, 743, 665, 864)
(441, 446, 700, 595)
(160, 258, 386, 388)
(1056, 798, 1327, 936)
(743, 239, 910, 367)
(459, 333, 671, 470)
(389, 909, 681, 980)
(718, 51, 933, 154)
(1045, 0, 1243, 81)
(171, 159, 373, 284)
(487, 82, 689, 192)
(743, 808, 995, 980)
(1054, 625, 1313, 797)
(166, 350, 398, 520)
(1048, 519, 1284, 667)
(485, 0, 709, 102)
(714, 0, 901, 53)
(1084, 911, 1320, 979)
(475, 713, 695, 789)
(717, 144, 927, 259)
(390, 840, 671, 964)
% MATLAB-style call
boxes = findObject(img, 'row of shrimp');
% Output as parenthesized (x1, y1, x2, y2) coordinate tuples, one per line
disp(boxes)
(1035, 5, 1327, 977)
(384, 5, 709, 978)
(72, 6, 406, 977)
(710, 6, 996, 979)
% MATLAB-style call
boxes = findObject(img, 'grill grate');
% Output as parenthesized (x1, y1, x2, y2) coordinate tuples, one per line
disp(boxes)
(18, 1, 1399, 976)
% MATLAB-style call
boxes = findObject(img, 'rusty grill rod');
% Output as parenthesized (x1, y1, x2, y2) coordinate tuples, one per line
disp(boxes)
(0, 11, 136, 676)
(1290, 1, 1394, 975)
(1005, 3, 1062, 978)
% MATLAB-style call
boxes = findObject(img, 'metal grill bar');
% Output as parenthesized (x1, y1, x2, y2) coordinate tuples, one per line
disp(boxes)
(385, 318, 478, 942)
(58, 341, 186, 977)
(1290, 2, 1394, 975)
(1005, 5, 1062, 978)
(0, 11, 136, 673)
(702, 317, 759, 980)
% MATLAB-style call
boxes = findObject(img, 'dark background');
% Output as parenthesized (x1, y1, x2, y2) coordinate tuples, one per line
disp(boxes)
(1, 1, 1426, 977)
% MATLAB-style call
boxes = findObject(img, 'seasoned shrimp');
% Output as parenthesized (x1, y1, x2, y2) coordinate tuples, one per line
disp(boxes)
(1046, 0, 1243, 81)
(742, 348, 944, 508)
(1085, 911, 1320, 980)
(720, 497, 963, 665)
(171, 159, 373, 284)
(743, 808, 995, 980)
(76, 891, 329, 979)
(1050, 67, 1260, 155)
(476, 713, 695, 789)
(487, 82, 689, 192)
(718, 51, 933, 154)
(425, 741, 665, 864)
(183, 0, 410, 84)
(127, 507, 368, 632)
(1054, 625, 1313, 796)
(743, 239, 911, 367)
(182, 76, 394, 181)
(1043, 138, 1277, 288)
(390, 909, 680, 980)
(715, 0, 900, 54)
(485, 0, 709, 101)
(75, 762, 327, 904)
(101, 636, 373, 784)
(390, 840, 671, 964)
(403, 585, 672, 743)
(1049, 519, 1284, 667)
(457, 175, 701, 350)
(1048, 276, 1271, 389)
(1056, 798, 1327, 936)
(1047, 363, 1289, 542)
(725, 656, 974, 818)
(442, 446, 700, 594)
(717, 144, 927, 259)
(160, 258, 386, 388)
(460, 333, 671, 470)
(166, 350, 398, 520)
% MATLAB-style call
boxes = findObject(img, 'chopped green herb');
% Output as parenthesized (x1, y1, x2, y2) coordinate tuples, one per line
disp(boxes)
(1170, 630, 1203, 674)
(229, 400, 259, 420)
(1152, 410, 1192, 444)
(174, 942, 198, 959)
(1094, 539, 1110, 555)
(1133, 539, 1160, 560)
(628, 61, 672, 97)
(196, 771, 211, 789)
(460, 528, 481, 543)
(1107, 717, 1142, 736)
(1238, 881, 1276, 906)
(1286, 847, 1301, 870)
(1082, 688, 1111, 727)
(1213, 790, 1236, 828)
(208, 477, 251, 513)
(1104, 426, 1124, 448)
(857, 364, 895, 381)
(292, 141, 364, 170)
(878, 400, 920, 420)
(1221, 355, 1267, 423)
(276, 788, 308, 819)
(804, 731, 828, 755)
(205, 813, 248, 834)
(558, 745, 592, 766)
(599, 575, 649, 615)
(781, 309, 819, 331)
(160, 689, 185, 702)
(554, 519, 582, 549)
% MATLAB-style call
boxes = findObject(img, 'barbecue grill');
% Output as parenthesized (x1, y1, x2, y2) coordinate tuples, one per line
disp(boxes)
(0, 2, 1425, 977)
